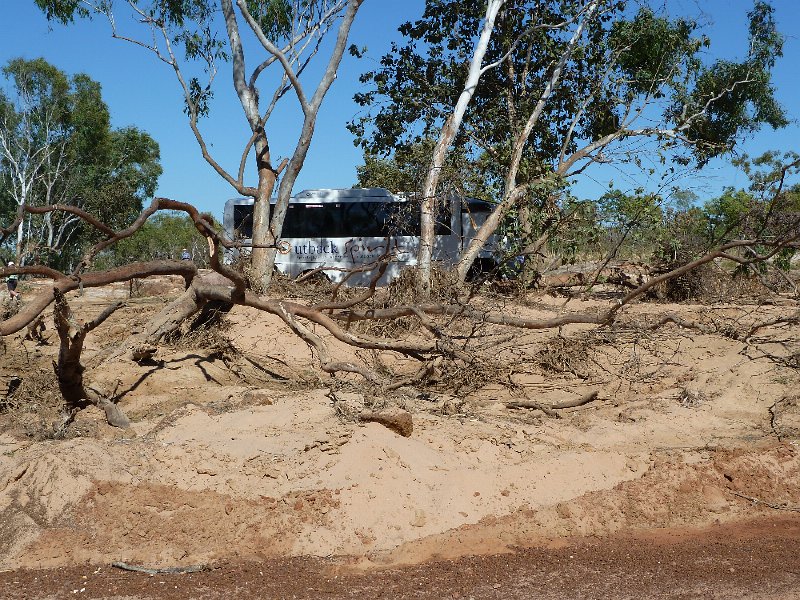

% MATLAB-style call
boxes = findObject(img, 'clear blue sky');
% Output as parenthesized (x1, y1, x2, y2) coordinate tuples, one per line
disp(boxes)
(1, 1, 798, 221)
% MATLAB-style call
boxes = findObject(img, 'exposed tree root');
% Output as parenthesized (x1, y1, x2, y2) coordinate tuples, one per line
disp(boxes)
(52, 289, 129, 429)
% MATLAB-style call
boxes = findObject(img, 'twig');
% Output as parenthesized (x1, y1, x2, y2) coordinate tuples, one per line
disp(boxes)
(728, 491, 800, 512)
(111, 561, 209, 575)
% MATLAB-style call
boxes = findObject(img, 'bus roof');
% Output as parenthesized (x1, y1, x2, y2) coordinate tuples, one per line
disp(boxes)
(224, 189, 494, 210)
(293, 188, 395, 201)
(224, 188, 397, 206)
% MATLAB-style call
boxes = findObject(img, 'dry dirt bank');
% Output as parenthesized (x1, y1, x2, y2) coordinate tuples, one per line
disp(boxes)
(0, 280, 798, 582)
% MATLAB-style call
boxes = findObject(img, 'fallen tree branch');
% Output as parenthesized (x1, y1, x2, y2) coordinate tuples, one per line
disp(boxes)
(3, 194, 800, 404)
(746, 313, 800, 338)
(647, 313, 711, 333)
(111, 561, 209, 575)
(0, 261, 198, 336)
(276, 301, 384, 385)
(728, 490, 800, 512)
(550, 390, 600, 408)
(505, 400, 560, 417)
(505, 390, 600, 416)
(332, 238, 800, 332)
(313, 252, 390, 311)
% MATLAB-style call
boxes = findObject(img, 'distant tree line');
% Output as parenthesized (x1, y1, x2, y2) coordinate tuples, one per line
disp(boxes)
(0, 57, 221, 271)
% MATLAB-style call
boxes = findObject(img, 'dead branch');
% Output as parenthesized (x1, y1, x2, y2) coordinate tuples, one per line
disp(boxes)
(95, 284, 206, 365)
(3, 191, 800, 410)
(111, 561, 208, 575)
(52, 289, 129, 429)
(506, 400, 560, 417)
(0, 261, 198, 336)
(728, 490, 800, 512)
(360, 407, 413, 437)
(505, 390, 600, 416)
(746, 313, 800, 338)
(24, 314, 47, 344)
(312, 251, 391, 311)
(332, 238, 800, 332)
(647, 313, 712, 333)
(409, 306, 473, 362)
(550, 390, 600, 408)
(275, 301, 383, 385)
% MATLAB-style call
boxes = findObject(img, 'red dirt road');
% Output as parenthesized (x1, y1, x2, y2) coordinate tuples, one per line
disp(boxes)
(1, 516, 798, 600)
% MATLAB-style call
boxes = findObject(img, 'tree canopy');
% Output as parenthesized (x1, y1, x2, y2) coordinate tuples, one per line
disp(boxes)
(0, 57, 161, 269)
(350, 0, 787, 283)
(352, 0, 786, 178)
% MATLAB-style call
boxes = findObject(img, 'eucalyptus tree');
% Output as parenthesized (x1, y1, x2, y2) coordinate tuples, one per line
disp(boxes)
(0, 58, 70, 263)
(0, 58, 160, 268)
(414, 0, 504, 294)
(35, 0, 365, 288)
(351, 0, 787, 286)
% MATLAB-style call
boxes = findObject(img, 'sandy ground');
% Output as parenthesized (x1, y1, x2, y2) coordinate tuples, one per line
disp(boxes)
(1, 275, 799, 596)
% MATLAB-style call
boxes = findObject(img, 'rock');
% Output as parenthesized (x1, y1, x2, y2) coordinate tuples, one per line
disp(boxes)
(410, 509, 426, 527)
(702, 486, 730, 513)
(360, 407, 413, 437)
(556, 502, 572, 519)
(196, 463, 218, 476)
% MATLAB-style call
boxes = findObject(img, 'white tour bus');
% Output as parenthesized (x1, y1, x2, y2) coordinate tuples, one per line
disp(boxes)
(223, 188, 497, 286)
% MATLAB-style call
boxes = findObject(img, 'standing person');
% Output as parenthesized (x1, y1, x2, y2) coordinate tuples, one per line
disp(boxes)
(181, 248, 191, 260)
(6, 262, 20, 301)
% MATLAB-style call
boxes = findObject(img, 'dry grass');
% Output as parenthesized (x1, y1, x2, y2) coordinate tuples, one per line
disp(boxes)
(435, 354, 517, 394)
(2, 364, 66, 439)
(535, 335, 592, 379)
(0, 298, 21, 321)
(649, 262, 789, 304)
(353, 267, 462, 338)
(678, 388, 707, 408)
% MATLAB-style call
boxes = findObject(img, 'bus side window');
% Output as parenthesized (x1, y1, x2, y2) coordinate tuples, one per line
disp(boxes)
(435, 200, 452, 235)
(282, 204, 300, 237)
(341, 202, 386, 237)
(386, 203, 420, 236)
(233, 205, 254, 238)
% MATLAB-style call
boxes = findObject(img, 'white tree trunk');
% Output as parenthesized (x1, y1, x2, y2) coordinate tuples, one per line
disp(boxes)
(225, 0, 364, 289)
(417, 0, 505, 295)
(455, 0, 600, 283)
